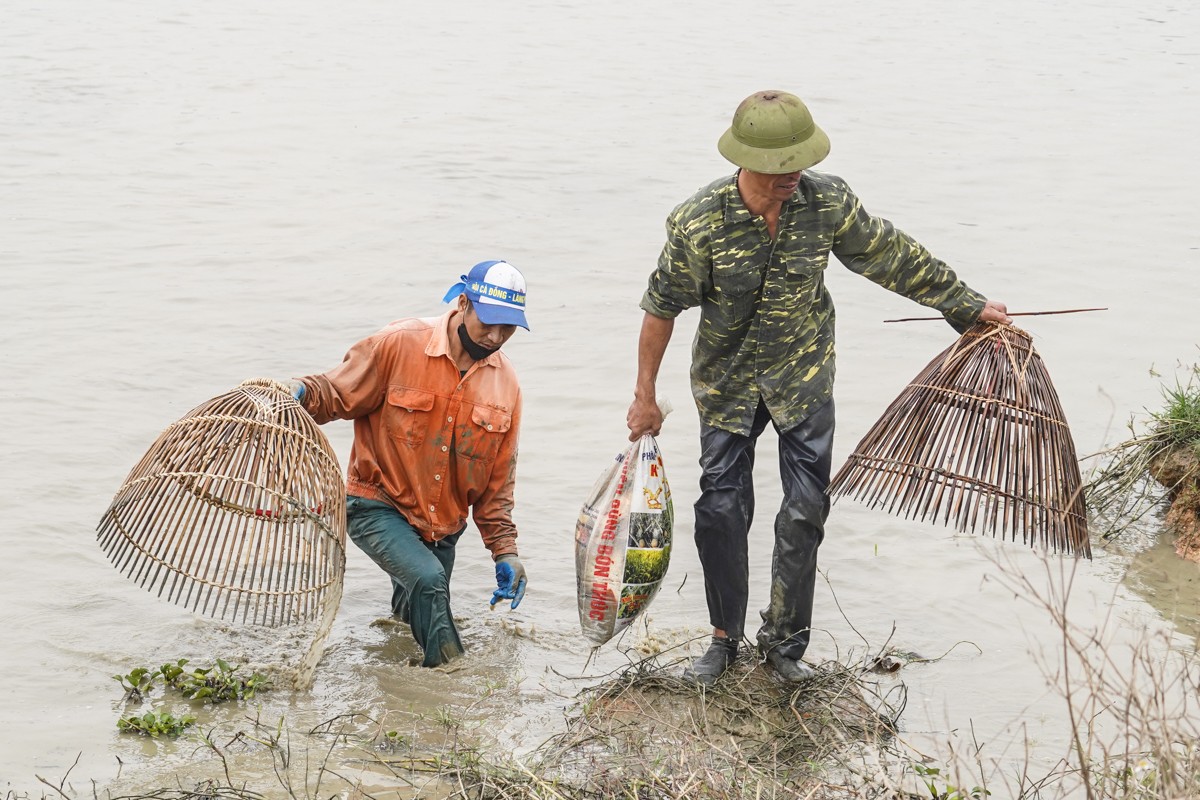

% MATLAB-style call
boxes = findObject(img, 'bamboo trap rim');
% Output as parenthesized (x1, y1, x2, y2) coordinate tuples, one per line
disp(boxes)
(837, 455, 1088, 524)
(110, 470, 336, 524)
(157, 411, 343, 475)
(904, 384, 1069, 429)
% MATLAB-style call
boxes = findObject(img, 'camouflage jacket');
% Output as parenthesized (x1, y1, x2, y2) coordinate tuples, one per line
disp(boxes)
(640, 171, 986, 435)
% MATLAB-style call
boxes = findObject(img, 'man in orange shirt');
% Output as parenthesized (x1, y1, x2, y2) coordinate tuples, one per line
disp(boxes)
(292, 260, 529, 667)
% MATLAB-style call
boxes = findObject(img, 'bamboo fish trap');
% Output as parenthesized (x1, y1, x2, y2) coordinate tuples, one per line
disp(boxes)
(828, 323, 1090, 557)
(97, 379, 347, 627)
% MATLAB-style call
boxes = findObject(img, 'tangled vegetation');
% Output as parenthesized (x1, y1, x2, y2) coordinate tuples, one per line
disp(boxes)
(73, 525, 1199, 799)
(989, 556, 1200, 800)
(21, 616, 1200, 800)
(1086, 360, 1200, 558)
(82, 645, 999, 800)
(445, 651, 906, 798)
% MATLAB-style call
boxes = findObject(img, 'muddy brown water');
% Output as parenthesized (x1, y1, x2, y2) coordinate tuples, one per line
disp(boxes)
(2, 0, 1199, 792)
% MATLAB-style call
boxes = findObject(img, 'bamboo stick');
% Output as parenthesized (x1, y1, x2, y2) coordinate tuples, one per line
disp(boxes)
(883, 307, 1108, 323)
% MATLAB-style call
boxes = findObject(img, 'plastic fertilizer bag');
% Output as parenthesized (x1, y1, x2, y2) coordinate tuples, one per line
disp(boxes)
(575, 433, 674, 645)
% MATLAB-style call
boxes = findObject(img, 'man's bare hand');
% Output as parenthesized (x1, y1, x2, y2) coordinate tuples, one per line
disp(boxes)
(979, 300, 1012, 325)
(626, 396, 664, 441)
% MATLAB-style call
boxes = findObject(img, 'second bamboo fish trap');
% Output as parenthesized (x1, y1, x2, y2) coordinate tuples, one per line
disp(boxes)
(97, 379, 347, 626)
(828, 323, 1090, 557)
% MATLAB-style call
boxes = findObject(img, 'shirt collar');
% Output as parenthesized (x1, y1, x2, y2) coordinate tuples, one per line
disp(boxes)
(426, 308, 502, 368)
(723, 170, 809, 225)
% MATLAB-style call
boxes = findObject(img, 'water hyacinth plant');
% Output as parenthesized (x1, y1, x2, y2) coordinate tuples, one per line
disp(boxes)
(112, 657, 272, 738)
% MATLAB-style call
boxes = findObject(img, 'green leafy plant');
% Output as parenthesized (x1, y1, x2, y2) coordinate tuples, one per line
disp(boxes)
(910, 763, 991, 799)
(433, 705, 461, 733)
(157, 658, 189, 686)
(170, 658, 272, 703)
(377, 729, 410, 753)
(1152, 368, 1200, 449)
(116, 710, 196, 738)
(112, 666, 158, 703)
(111, 654, 272, 746)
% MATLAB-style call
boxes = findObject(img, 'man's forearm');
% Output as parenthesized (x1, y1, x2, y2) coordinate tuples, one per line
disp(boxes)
(634, 312, 675, 400)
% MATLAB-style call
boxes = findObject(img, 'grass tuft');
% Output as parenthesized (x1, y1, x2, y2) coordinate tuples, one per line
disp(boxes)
(1086, 361, 1200, 539)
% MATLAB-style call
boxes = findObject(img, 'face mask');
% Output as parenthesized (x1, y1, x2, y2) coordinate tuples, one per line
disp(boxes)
(457, 323, 499, 361)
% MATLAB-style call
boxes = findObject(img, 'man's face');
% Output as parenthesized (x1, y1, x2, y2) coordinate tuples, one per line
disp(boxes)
(459, 297, 517, 351)
(741, 169, 803, 203)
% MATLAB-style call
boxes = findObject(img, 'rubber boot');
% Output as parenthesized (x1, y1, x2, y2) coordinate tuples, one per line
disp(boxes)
(682, 636, 739, 686)
(764, 649, 815, 683)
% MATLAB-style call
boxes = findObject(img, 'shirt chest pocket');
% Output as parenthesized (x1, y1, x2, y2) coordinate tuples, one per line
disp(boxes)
(454, 404, 512, 464)
(777, 252, 826, 302)
(711, 248, 765, 299)
(385, 386, 436, 447)
(781, 251, 827, 276)
(710, 247, 767, 328)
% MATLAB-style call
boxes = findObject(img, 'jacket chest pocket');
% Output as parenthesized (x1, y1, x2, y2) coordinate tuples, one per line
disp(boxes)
(454, 404, 511, 464)
(385, 386, 435, 447)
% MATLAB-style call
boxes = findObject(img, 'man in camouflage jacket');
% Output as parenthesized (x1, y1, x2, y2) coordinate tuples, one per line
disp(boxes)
(626, 90, 1011, 685)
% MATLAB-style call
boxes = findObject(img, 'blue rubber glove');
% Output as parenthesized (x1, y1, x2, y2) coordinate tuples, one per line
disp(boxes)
(489, 555, 527, 609)
(286, 380, 306, 403)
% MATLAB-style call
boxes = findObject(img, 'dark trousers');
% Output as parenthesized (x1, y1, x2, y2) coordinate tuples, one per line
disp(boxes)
(346, 496, 465, 667)
(694, 399, 834, 660)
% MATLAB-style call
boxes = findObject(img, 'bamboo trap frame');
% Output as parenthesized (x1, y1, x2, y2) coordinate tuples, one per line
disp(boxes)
(97, 379, 347, 626)
(828, 323, 1090, 557)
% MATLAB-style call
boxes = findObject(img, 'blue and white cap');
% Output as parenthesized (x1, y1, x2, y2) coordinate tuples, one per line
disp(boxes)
(442, 260, 529, 330)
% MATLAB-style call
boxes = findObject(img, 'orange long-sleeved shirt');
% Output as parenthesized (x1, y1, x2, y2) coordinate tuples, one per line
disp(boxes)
(299, 310, 521, 558)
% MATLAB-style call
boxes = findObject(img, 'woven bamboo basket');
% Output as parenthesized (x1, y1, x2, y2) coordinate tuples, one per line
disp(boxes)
(828, 323, 1090, 557)
(97, 379, 347, 626)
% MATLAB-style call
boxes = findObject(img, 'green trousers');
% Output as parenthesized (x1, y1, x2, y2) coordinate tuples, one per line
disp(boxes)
(346, 496, 465, 666)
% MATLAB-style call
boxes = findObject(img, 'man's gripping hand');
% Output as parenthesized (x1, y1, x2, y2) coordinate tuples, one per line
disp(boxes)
(490, 555, 527, 610)
(285, 380, 306, 402)
(626, 395, 665, 442)
(979, 300, 1012, 325)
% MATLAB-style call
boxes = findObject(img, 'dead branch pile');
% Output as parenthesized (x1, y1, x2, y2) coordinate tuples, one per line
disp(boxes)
(412, 652, 904, 799)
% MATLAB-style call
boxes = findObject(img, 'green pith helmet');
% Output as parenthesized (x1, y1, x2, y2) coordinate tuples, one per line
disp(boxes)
(717, 90, 831, 174)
